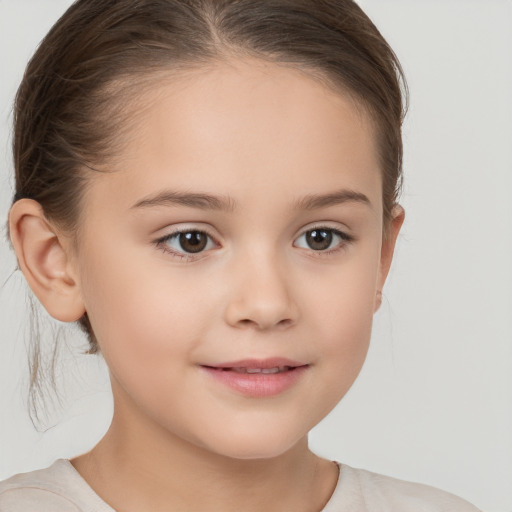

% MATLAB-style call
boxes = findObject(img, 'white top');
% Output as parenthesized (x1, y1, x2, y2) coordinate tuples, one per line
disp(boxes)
(0, 459, 481, 511)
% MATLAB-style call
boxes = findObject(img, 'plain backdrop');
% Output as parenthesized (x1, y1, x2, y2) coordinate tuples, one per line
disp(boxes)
(0, 1, 511, 511)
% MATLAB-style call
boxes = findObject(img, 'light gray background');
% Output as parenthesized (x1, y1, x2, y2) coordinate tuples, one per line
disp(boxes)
(1, 1, 511, 511)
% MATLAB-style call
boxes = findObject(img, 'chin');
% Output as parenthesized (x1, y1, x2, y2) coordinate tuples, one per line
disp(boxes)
(198, 427, 306, 461)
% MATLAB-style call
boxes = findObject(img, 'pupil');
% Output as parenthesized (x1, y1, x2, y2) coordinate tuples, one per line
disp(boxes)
(179, 232, 207, 253)
(307, 229, 332, 251)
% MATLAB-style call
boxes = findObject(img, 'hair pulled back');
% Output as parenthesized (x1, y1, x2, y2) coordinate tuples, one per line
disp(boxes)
(13, 0, 407, 355)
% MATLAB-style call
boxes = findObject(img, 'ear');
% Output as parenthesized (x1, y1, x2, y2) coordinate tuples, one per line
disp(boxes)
(9, 199, 85, 322)
(374, 204, 405, 312)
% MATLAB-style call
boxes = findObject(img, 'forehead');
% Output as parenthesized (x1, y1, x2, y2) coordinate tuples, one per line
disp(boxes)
(84, 58, 381, 214)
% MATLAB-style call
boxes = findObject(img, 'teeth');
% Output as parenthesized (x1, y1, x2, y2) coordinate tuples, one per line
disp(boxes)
(231, 366, 290, 374)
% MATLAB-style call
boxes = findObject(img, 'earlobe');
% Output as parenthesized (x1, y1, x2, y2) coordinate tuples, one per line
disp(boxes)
(374, 290, 383, 312)
(9, 199, 85, 322)
(374, 205, 405, 312)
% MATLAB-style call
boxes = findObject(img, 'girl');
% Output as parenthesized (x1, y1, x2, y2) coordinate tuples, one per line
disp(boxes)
(0, 0, 483, 510)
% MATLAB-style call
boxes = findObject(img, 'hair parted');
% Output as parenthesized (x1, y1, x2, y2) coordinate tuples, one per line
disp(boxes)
(13, 0, 407, 357)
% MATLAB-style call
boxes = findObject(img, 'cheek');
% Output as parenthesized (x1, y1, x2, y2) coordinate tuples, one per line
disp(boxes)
(309, 246, 378, 332)
(78, 252, 221, 437)
(302, 244, 380, 387)
(77, 243, 217, 373)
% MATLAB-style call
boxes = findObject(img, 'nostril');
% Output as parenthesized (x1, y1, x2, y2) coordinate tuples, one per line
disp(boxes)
(236, 317, 294, 330)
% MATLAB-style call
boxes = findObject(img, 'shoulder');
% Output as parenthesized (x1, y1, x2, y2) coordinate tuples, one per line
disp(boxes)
(327, 463, 482, 512)
(0, 459, 108, 512)
(0, 462, 79, 512)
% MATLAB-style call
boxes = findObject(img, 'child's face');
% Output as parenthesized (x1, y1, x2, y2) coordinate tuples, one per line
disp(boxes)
(72, 59, 401, 459)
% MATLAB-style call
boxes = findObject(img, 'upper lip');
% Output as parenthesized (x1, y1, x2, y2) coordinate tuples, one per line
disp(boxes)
(202, 358, 308, 369)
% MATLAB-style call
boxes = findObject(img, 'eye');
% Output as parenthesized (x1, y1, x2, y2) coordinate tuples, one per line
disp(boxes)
(294, 227, 352, 252)
(156, 229, 217, 257)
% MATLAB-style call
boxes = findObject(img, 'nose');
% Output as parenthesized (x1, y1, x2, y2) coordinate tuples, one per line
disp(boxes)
(223, 251, 299, 331)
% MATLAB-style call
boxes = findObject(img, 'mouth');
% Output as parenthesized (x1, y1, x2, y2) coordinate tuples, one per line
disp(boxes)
(199, 358, 310, 397)
(201, 357, 308, 373)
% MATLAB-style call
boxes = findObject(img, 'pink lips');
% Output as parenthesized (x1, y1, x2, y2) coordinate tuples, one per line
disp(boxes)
(200, 358, 309, 398)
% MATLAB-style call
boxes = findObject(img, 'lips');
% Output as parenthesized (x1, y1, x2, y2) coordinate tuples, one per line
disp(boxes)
(200, 358, 309, 397)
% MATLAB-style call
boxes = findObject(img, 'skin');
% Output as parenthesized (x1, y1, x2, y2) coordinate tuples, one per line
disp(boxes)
(9, 58, 403, 511)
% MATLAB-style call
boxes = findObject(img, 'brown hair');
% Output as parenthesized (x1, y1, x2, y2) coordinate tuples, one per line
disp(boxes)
(11, 0, 407, 416)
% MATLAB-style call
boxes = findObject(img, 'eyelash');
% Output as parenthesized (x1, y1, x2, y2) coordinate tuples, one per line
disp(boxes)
(153, 226, 354, 261)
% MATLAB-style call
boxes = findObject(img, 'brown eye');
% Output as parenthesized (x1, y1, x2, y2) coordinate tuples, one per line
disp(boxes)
(305, 229, 333, 251)
(178, 232, 209, 253)
(294, 227, 351, 252)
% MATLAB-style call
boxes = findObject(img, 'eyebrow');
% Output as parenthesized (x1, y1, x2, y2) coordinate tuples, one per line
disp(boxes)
(131, 191, 236, 212)
(130, 188, 371, 212)
(293, 189, 371, 210)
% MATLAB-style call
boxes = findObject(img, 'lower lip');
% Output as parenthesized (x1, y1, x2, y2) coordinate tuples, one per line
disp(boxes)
(200, 366, 309, 398)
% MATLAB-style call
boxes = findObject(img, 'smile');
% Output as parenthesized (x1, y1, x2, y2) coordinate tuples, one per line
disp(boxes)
(200, 359, 309, 397)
